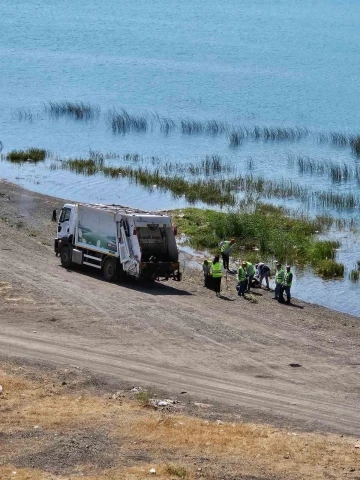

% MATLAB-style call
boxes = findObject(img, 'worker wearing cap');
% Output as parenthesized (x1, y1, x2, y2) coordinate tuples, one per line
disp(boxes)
(219, 238, 235, 271)
(245, 261, 256, 293)
(237, 261, 247, 297)
(210, 254, 223, 297)
(273, 262, 284, 300)
(280, 265, 293, 304)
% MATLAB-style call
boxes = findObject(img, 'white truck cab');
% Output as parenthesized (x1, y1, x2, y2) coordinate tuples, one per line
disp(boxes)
(55, 203, 181, 282)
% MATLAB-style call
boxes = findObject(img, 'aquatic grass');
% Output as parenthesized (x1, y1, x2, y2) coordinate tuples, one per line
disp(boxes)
(351, 136, 360, 156)
(315, 259, 344, 278)
(108, 109, 148, 134)
(307, 240, 339, 263)
(6, 148, 46, 163)
(315, 191, 358, 209)
(293, 155, 355, 183)
(62, 157, 104, 175)
(349, 269, 360, 282)
(45, 101, 100, 120)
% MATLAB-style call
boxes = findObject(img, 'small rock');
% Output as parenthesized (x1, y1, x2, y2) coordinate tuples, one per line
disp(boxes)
(149, 467, 156, 474)
(62, 381, 67, 385)
(355, 444, 360, 448)
(0, 385, 3, 394)
(216, 420, 224, 425)
(33, 426, 39, 429)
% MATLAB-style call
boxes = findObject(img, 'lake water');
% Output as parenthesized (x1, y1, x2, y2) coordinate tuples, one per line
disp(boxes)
(0, 0, 360, 316)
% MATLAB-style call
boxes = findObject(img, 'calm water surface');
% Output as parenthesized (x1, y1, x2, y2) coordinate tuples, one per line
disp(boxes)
(0, 0, 360, 315)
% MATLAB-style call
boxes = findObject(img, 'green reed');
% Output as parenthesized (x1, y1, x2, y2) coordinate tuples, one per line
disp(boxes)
(6, 148, 47, 163)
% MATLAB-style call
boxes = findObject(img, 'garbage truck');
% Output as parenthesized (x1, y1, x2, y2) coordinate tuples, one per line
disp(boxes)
(54, 203, 181, 282)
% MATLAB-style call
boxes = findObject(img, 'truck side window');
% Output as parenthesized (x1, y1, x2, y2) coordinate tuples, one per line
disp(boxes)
(59, 208, 71, 223)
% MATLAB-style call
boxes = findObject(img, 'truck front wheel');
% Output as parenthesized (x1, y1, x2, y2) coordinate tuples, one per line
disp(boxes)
(103, 257, 118, 282)
(60, 245, 72, 268)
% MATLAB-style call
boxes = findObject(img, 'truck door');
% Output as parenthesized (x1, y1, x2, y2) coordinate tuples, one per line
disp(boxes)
(117, 221, 131, 263)
(58, 206, 72, 239)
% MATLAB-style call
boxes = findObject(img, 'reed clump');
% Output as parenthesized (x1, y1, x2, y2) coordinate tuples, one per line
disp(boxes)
(62, 157, 104, 175)
(45, 101, 99, 120)
(349, 269, 359, 282)
(6, 148, 46, 163)
(315, 259, 344, 278)
(108, 109, 148, 134)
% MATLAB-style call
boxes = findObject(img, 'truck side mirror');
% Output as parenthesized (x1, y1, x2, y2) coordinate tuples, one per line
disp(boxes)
(173, 225, 178, 236)
(52, 209, 57, 222)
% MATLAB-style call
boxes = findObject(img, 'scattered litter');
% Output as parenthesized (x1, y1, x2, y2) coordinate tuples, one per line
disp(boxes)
(355, 444, 360, 448)
(131, 386, 143, 393)
(216, 420, 224, 425)
(0, 385, 3, 394)
(149, 467, 156, 474)
(111, 391, 124, 400)
(194, 402, 213, 409)
(288, 432, 298, 436)
(289, 402, 297, 405)
(33, 425, 39, 429)
(33, 331, 37, 333)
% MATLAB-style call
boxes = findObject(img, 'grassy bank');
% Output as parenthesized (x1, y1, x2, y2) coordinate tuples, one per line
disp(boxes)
(171, 205, 343, 276)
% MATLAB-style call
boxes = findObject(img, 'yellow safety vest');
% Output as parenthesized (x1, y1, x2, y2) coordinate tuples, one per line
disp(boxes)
(211, 262, 222, 278)
(237, 266, 246, 282)
(220, 241, 231, 253)
(275, 269, 284, 284)
(246, 262, 255, 276)
(284, 272, 293, 286)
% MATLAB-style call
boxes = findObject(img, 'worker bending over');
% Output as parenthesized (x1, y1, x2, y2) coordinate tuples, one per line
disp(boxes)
(256, 262, 271, 289)
(219, 238, 235, 271)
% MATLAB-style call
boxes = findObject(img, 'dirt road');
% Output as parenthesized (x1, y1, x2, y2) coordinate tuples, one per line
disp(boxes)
(0, 180, 359, 435)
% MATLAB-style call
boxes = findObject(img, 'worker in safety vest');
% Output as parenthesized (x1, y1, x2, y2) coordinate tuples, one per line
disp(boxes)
(219, 238, 235, 271)
(245, 261, 256, 293)
(280, 265, 293, 304)
(210, 254, 223, 297)
(273, 262, 284, 300)
(236, 261, 247, 297)
(202, 259, 212, 288)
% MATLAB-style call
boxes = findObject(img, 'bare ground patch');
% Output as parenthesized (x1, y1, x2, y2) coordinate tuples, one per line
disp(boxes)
(1, 361, 359, 480)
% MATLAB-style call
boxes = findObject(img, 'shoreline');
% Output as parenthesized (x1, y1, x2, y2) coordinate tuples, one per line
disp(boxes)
(0, 176, 359, 319)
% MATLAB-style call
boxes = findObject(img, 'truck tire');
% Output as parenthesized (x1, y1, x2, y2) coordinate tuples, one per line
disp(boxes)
(60, 245, 72, 268)
(103, 257, 118, 282)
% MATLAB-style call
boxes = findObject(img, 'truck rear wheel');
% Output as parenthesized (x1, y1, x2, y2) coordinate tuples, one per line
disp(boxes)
(103, 257, 118, 282)
(60, 245, 72, 268)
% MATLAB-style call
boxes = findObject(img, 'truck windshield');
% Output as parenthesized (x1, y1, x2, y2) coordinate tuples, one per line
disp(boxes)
(59, 207, 71, 223)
